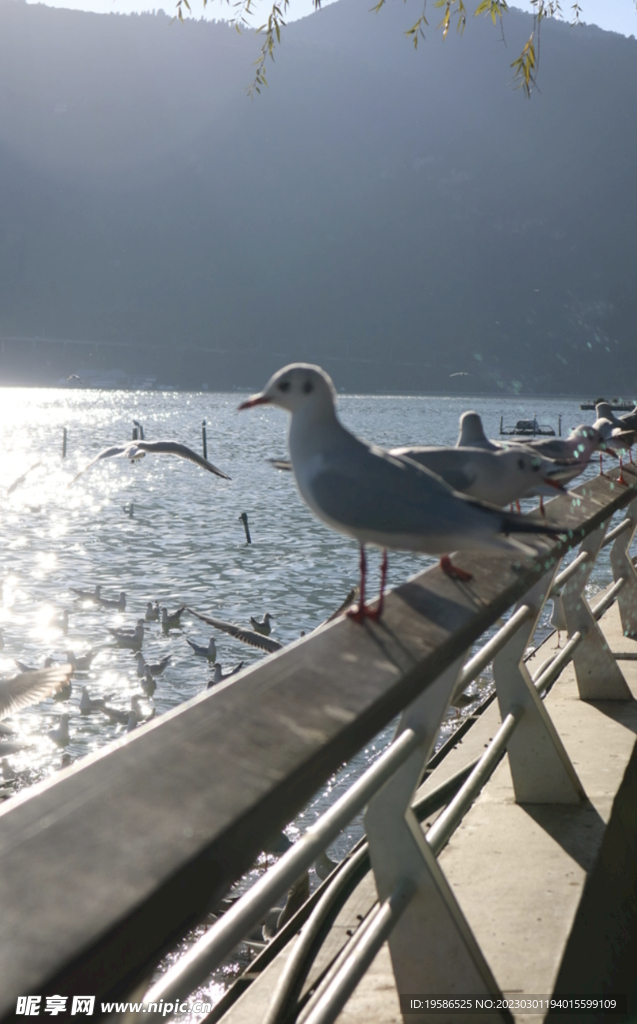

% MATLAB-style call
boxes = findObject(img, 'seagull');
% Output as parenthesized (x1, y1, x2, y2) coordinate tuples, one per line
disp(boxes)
(71, 440, 231, 484)
(51, 610, 69, 634)
(100, 703, 130, 726)
(0, 665, 73, 720)
(126, 711, 138, 732)
(186, 637, 217, 661)
(130, 695, 156, 724)
(134, 652, 170, 676)
(97, 591, 127, 612)
(141, 668, 156, 697)
(388, 445, 567, 509)
(188, 609, 284, 653)
(456, 411, 500, 451)
(65, 650, 95, 672)
(145, 601, 160, 622)
(48, 713, 71, 746)
(250, 613, 274, 636)
(107, 620, 144, 650)
(7, 460, 43, 495)
(14, 657, 54, 674)
(161, 605, 186, 632)
(70, 585, 102, 603)
(239, 363, 563, 620)
(79, 687, 105, 715)
(208, 661, 244, 687)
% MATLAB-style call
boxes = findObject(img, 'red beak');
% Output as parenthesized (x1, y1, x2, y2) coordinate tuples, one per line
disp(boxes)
(543, 477, 566, 492)
(238, 394, 271, 411)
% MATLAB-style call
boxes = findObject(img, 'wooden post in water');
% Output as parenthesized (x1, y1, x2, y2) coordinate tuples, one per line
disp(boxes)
(559, 414, 562, 437)
(62, 427, 67, 458)
(239, 512, 252, 545)
(202, 420, 208, 460)
(132, 425, 138, 441)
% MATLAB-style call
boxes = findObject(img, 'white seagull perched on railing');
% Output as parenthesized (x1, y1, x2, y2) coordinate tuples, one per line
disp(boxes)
(239, 363, 564, 621)
(388, 445, 567, 508)
(70, 440, 231, 484)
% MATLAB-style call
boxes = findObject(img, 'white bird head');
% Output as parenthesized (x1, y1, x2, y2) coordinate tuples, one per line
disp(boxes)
(238, 364, 337, 416)
(457, 411, 492, 449)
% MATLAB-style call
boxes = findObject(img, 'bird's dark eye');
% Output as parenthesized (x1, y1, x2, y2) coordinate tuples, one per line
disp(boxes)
(303, 381, 314, 394)
(278, 380, 291, 393)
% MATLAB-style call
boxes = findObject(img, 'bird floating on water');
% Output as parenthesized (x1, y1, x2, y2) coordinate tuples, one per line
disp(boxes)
(97, 591, 127, 612)
(250, 613, 274, 636)
(161, 605, 186, 632)
(186, 636, 217, 661)
(107, 620, 144, 650)
(145, 601, 160, 622)
(135, 651, 170, 677)
(239, 363, 563, 620)
(70, 585, 102, 604)
(208, 661, 244, 687)
(141, 668, 156, 697)
(65, 650, 95, 672)
(48, 713, 71, 747)
(79, 687, 105, 715)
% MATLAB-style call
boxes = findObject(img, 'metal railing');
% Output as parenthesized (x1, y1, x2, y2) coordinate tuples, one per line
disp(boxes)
(2, 468, 637, 1024)
(133, 472, 637, 1024)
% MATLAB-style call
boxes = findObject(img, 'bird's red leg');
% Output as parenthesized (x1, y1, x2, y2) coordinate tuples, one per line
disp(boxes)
(515, 500, 521, 513)
(599, 452, 604, 476)
(440, 555, 473, 582)
(539, 496, 545, 517)
(347, 545, 368, 622)
(618, 455, 628, 486)
(368, 549, 388, 622)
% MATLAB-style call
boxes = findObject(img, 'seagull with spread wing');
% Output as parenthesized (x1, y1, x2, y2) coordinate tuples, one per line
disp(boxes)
(0, 665, 73, 720)
(70, 440, 231, 484)
(188, 608, 284, 653)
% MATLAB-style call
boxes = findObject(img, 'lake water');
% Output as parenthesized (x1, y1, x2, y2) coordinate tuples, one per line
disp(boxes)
(0, 386, 620, 1010)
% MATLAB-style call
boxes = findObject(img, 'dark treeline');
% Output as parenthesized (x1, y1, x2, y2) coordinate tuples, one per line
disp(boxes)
(0, 0, 635, 392)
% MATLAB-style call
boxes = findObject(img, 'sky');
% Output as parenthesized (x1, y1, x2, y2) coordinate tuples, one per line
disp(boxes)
(21, 0, 637, 34)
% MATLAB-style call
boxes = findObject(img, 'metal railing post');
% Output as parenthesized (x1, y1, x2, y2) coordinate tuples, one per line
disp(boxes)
(492, 567, 585, 805)
(609, 497, 637, 640)
(561, 522, 632, 700)
(364, 656, 508, 1014)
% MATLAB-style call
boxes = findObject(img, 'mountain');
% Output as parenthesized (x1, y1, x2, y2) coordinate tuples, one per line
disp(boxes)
(0, 0, 634, 392)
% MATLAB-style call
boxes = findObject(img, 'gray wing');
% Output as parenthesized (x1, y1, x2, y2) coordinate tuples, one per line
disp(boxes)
(391, 448, 476, 495)
(188, 609, 283, 653)
(0, 666, 73, 720)
(268, 458, 293, 472)
(136, 441, 231, 480)
(309, 447, 491, 538)
(71, 446, 130, 484)
(7, 460, 43, 495)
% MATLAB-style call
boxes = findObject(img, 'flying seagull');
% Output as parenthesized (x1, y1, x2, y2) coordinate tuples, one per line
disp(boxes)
(70, 440, 231, 484)
(0, 665, 73, 720)
(188, 609, 284, 653)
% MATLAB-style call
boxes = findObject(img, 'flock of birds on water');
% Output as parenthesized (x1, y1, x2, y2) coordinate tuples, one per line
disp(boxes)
(0, 362, 636, 805)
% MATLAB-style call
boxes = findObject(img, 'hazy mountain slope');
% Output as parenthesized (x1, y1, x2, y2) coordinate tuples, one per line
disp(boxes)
(0, 0, 634, 391)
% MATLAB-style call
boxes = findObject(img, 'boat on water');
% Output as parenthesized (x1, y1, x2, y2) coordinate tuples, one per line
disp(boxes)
(580, 397, 635, 411)
(499, 415, 559, 437)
